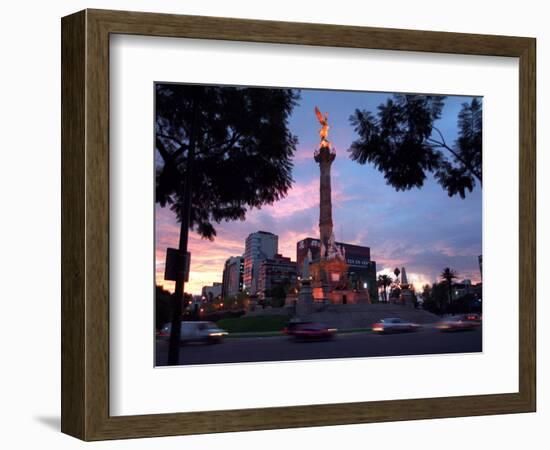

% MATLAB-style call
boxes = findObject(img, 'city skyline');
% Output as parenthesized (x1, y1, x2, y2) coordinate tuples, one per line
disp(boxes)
(155, 88, 482, 295)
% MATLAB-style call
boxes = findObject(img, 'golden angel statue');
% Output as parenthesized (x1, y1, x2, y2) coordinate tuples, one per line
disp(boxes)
(314, 106, 330, 148)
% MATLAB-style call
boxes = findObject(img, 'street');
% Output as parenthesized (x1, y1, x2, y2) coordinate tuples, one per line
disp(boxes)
(155, 326, 482, 366)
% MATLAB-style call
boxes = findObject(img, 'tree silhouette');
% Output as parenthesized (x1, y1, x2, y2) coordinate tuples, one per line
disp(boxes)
(377, 274, 393, 302)
(441, 267, 458, 307)
(156, 84, 299, 364)
(155, 285, 172, 331)
(422, 282, 449, 315)
(156, 84, 300, 239)
(348, 95, 482, 198)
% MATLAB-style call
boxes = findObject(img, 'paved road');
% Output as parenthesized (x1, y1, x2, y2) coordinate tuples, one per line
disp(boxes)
(155, 327, 482, 366)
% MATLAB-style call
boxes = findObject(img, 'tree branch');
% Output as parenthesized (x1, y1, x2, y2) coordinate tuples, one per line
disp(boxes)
(427, 132, 482, 182)
(200, 130, 243, 156)
(432, 127, 449, 148)
(155, 136, 172, 162)
(157, 133, 184, 146)
(155, 136, 188, 168)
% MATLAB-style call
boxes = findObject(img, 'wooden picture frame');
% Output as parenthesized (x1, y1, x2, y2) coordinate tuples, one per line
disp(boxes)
(61, 9, 536, 441)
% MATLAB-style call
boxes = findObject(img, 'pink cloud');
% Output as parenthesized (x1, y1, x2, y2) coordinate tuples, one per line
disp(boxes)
(293, 146, 315, 163)
(156, 208, 246, 295)
(255, 178, 319, 219)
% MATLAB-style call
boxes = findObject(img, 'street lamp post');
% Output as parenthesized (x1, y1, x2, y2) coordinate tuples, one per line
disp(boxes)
(167, 88, 201, 366)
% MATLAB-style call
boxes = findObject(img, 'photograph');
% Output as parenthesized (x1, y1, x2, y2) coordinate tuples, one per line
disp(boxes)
(154, 82, 483, 367)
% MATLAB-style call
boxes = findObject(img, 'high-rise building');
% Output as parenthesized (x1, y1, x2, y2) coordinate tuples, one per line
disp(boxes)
(222, 256, 244, 299)
(257, 254, 297, 300)
(243, 231, 278, 295)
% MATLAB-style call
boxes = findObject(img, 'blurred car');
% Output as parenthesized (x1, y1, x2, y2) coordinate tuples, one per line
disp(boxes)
(158, 321, 228, 344)
(371, 318, 420, 333)
(283, 320, 313, 336)
(288, 322, 337, 341)
(156, 327, 170, 338)
(436, 316, 478, 332)
(464, 313, 482, 322)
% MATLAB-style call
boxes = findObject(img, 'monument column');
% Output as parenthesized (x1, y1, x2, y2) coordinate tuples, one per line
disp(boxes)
(308, 106, 368, 305)
(315, 147, 336, 256)
(314, 106, 337, 258)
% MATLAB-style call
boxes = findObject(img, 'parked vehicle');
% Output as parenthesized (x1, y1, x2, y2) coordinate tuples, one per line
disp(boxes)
(371, 318, 420, 333)
(159, 321, 228, 344)
(287, 322, 337, 341)
(436, 316, 478, 332)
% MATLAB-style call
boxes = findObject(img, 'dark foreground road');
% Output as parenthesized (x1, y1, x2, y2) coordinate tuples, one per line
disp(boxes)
(155, 327, 482, 366)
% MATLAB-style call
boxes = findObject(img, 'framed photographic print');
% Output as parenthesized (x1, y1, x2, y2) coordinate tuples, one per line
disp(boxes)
(61, 9, 536, 441)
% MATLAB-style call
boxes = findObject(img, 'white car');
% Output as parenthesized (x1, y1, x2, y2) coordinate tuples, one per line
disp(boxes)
(159, 321, 228, 344)
(372, 318, 420, 333)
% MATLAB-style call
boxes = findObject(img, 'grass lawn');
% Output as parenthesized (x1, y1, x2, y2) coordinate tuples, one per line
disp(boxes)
(217, 314, 290, 333)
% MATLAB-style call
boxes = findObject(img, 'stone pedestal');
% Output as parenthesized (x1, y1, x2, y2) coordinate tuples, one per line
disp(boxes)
(308, 258, 371, 304)
(310, 258, 348, 289)
(399, 288, 416, 307)
(296, 281, 314, 317)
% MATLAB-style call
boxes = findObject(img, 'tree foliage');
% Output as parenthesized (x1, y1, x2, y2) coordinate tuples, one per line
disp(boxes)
(377, 274, 393, 301)
(422, 282, 449, 315)
(441, 267, 458, 285)
(155, 84, 300, 239)
(441, 267, 458, 305)
(348, 95, 482, 198)
(155, 285, 172, 330)
(155, 286, 193, 329)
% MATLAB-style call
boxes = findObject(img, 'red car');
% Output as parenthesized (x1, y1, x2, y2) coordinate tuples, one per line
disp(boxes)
(464, 313, 482, 322)
(156, 328, 170, 338)
(287, 322, 337, 341)
(282, 320, 312, 336)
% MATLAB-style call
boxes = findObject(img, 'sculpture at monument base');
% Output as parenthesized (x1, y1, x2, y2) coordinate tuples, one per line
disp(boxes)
(293, 247, 313, 316)
(296, 278, 314, 316)
(309, 259, 371, 305)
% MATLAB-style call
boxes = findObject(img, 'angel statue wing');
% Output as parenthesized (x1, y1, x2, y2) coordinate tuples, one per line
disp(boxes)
(314, 106, 327, 125)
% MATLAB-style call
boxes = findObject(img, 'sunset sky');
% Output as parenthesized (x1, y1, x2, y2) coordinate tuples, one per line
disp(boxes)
(156, 88, 482, 295)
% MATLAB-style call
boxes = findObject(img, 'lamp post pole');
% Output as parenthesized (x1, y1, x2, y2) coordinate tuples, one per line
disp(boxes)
(167, 87, 201, 366)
